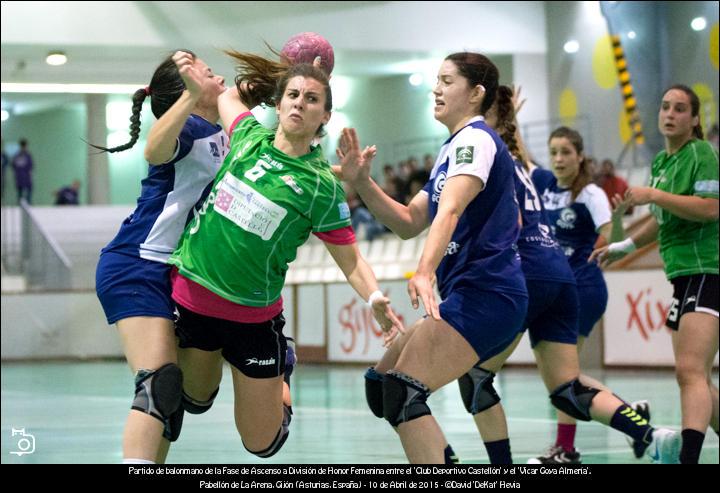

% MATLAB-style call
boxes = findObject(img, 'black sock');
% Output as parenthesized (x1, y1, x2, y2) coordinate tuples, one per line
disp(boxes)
(484, 439, 512, 465)
(444, 444, 459, 464)
(680, 429, 705, 464)
(609, 405, 653, 443)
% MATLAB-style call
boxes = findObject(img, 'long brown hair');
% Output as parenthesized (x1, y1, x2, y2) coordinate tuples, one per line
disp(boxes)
(548, 126, 591, 201)
(224, 50, 332, 137)
(493, 85, 527, 167)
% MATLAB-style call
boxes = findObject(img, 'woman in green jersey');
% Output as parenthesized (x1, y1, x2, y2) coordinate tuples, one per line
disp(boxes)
(592, 85, 719, 464)
(168, 51, 404, 459)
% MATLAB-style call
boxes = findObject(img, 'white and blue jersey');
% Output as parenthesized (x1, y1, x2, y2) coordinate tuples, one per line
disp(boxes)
(96, 114, 227, 324)
(102, 115, 227, 262)
(422, 117, 526, 299)
(421, 116, 527, 361)
(513, 161, 575, 284)
(531, 168, 610, 286)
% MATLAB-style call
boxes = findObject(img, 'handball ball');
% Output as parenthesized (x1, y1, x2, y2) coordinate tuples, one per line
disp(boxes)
(280, 32, 335, 75)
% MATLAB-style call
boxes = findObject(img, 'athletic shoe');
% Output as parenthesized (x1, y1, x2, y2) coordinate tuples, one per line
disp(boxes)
(626, 400, 652, 458)
(645, 428, 681, 464)
(527, 445, 581, 464)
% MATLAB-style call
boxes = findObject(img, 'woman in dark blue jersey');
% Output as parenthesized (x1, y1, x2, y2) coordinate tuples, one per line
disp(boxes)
(94, 50, 227, 463)
(342, 52, 527, 463)
(466, 87, 679, 465)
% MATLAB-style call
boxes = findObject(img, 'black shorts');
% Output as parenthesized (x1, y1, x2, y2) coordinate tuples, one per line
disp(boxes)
(175, 304, 287, 378)
(666, 274, 719, 330)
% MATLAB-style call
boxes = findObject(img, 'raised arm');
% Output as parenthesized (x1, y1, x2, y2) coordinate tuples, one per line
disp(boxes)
(626, 187, 718, 223)
(144, 51, 202, 165)
(338, 128, 429, 239)
(218, 85, 252, 135)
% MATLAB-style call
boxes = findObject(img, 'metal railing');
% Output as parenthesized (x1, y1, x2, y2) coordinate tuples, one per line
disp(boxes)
(18, 199, 73, 290)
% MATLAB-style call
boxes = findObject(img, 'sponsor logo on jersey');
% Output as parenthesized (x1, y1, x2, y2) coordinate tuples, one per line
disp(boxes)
(432, 171, 447, 203)
(445, 241, 460, 256)
(259, 153, 284, 170)
(281, 175, 303, 195)
(246, 357, 277, 366)
(209, 142, 221, 158)
(456, 146, 474, 165)
(557, 207, 577, 229)
(338, 202, 351, 220)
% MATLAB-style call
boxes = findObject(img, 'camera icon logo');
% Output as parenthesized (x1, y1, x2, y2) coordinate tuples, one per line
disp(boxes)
(10, 428, 35, 456)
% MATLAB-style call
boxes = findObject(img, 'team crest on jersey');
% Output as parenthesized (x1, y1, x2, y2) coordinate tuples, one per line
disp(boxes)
(557, 207, 577, 229)
(281, 175, 303, 195)
(456, 146, 474, 165)
(338, 202, 351, 220)
(432, 171, 447, 203)
(209, 142, 220, 158)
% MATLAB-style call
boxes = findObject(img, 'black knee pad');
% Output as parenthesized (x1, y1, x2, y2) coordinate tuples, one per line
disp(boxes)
(365, 367, 384, 418)
(549, 379, 600, 422)
(457, 364, 500, 415)
(182, 387, 219, 414)
(382, 370, 431, 427)
(244, 405, 292, 458)
(132, 363, 184, 441)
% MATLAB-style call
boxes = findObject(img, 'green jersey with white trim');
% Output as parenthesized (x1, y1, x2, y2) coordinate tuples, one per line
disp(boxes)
(649, 139, 718, 279)
(168, 114, 351, 306)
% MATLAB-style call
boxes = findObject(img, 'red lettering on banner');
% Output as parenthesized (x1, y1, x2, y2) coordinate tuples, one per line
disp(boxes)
(625, 288, 672, 341)
(337, 293, 405, 355)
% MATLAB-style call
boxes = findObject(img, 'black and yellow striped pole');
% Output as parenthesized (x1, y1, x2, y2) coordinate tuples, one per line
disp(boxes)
(611, 34, 644, 145)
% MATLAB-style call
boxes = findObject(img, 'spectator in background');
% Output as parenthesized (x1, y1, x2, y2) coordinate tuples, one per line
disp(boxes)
(423, 153, 434, 173)
(55, 179, 81, 205)
(346, 182, 388, 241)
(597, 158, 633, 215)
(12, 138, 33, 204)
(383, 163, 406, 204)
(1, 139, 8, 203)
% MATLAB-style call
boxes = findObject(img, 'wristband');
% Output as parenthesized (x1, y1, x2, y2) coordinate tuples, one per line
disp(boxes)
(608, 237, 636, 255)
(367, 290, 384, 307)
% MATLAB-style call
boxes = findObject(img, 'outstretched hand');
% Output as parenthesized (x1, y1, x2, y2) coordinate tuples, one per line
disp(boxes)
(370, 294, 406, 347)
(337, 128, 376, 185)
(511, 85, 526, 115)
(610, 192, 632, 219)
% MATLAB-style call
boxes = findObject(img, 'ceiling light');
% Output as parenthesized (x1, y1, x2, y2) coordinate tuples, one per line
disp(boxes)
(409, 73, 424, 86)
(691, 17, 707, 31)
(46, 51, 67, 66)
(563, 40, 580, 54)
(1, 109, 9, 121)
(627, 31, 636, 39)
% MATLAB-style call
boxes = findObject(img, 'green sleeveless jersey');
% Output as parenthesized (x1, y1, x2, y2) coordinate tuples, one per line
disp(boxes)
(168, 115, 351, 306)
(649, 139, 719, 279)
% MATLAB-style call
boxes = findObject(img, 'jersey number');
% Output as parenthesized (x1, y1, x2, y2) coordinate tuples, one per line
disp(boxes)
(244, 159, 273, 183)
(514, 166, 542, 211)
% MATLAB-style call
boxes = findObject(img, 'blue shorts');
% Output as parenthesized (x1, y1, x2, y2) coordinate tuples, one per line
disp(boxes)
(577, 282, 608, 337)
(440, 288, 528, 362)
(95, 251, 175, 325)
(525, 280, 579, 348)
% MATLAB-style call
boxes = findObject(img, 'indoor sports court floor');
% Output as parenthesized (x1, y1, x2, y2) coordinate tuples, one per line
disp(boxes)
(2, 362, 718, 464)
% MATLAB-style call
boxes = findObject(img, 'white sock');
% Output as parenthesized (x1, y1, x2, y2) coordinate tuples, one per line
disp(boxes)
(123, 458, 155, 464)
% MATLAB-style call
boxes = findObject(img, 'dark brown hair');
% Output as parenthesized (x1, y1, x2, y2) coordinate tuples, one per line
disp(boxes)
(663, 84, 704, 140)
(445, 52, 499, 115)
(89, 49, 196, 153)
(548, 126, 591, 202)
